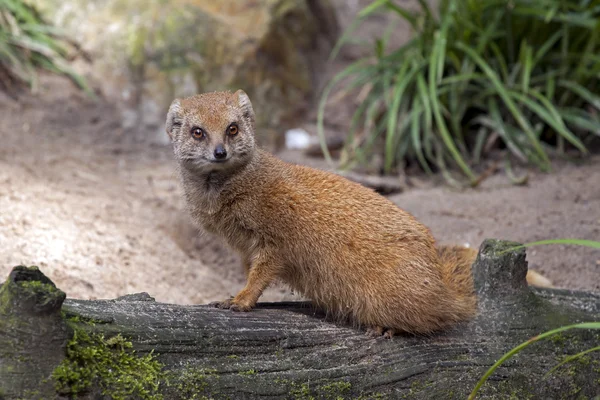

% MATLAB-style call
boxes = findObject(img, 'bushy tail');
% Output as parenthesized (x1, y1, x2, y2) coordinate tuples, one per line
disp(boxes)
(437, 246, 478, 315)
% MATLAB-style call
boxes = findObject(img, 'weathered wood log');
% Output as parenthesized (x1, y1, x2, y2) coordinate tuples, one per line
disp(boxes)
(1, 239, 599, 399)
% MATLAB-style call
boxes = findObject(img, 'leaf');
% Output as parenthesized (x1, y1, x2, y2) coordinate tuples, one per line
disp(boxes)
(457, 42, 551, 170)
(559, 80, 600, 110)
(430, 34, 476, 181)
(383, 1, 419, 31)
(560, 107, 600, 135)
(501, 239, 600, 252)
(317, 60, 372, 164)
(384, 61, 418, 173)
(409, 99, 432, 174)
(483, 98, 528, 163)
(358, 0, 389, 18)
(519, 40, 533, 95)
(508, 90, 587, 153)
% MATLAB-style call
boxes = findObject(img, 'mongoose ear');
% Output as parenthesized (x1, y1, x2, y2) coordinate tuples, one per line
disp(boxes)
(166, 99, 183, 140)
(234, 90, 255, 126)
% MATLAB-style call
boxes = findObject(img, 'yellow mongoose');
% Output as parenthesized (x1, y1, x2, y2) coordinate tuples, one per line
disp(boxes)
(166, 90, 551, 337)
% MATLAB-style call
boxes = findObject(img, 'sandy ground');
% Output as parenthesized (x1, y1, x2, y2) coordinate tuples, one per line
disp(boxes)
(0, 75, 598, 306)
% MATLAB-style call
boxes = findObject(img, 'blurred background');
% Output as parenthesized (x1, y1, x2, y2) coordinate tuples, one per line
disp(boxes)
(0, 0, 598, 303)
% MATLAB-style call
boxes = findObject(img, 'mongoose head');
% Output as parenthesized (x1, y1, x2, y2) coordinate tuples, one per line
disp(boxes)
(165, 90, 256, 173)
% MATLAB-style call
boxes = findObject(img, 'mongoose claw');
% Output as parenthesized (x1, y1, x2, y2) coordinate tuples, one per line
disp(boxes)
(229, 303, 253, 312)
(382, 329, 396, 339)
(366, 326, 395, 339)
(209, 298, 233, 309)
(208, 298, 253, 312)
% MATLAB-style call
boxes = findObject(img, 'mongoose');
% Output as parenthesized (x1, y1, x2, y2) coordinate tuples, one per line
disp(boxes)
(166, 90, 549, 337)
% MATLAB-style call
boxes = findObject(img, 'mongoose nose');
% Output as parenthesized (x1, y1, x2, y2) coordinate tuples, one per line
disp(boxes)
(214, 144, 227, 160)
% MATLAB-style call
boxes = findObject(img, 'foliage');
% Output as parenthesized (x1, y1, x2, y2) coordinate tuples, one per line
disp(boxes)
(0, 0, 91, 94)
(318, 0, 600, 185)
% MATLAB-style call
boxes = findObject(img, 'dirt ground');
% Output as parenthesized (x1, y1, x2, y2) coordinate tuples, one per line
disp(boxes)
(0, 75, 598, 305)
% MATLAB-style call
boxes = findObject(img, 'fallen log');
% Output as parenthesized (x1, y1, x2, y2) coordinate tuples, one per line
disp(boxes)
(1, 239, 599, 399)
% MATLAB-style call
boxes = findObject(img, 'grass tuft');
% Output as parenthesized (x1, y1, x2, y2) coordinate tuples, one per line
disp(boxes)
(318, 0, 600, 184)
(0, 0, 92, 95)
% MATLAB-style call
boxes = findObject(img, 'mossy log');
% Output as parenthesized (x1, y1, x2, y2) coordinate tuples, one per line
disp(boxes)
(1, 239, 600, 399)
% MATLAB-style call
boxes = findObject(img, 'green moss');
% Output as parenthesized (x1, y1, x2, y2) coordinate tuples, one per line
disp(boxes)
(290, 382, 315, 400)
(18, 279, 58, 293)
(0, 284, 10, 312)
(239, 369, 257, 376)
(20, 389, 40, 399)
(52, 328, 164, 400)
(401, 379, 434, 398)
(356, 393, 386, 400)
(454, 353, 470, 361)
(496, 380, 534, 400)
(64, 313, 105, 326)
(166, 367, 218, 400)
(550, 333, 567, 346)
(318, 381, 352, 399)
(226, 354, 238, 359)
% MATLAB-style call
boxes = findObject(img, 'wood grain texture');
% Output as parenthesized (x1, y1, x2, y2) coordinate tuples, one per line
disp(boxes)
(1, 239, 599, 399)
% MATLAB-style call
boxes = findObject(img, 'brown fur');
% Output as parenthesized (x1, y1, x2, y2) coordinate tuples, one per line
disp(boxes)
(166, 90, 479, 335)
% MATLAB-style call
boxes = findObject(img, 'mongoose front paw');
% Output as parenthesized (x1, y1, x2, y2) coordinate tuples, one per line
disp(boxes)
(229, 303, 253, 312)
(209, 298, 234, 309)
(208, 298, 253, 312)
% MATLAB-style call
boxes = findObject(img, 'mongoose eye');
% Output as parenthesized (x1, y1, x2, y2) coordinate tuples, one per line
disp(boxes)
(191, 127, 205, 140)
(227, 123, 238, 136)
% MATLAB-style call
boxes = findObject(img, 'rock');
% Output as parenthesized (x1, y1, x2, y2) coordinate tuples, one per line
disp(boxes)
(39, 0, 339, 145)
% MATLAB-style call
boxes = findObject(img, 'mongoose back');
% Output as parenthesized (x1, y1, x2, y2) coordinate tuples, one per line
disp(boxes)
(166, 90, 481, 336)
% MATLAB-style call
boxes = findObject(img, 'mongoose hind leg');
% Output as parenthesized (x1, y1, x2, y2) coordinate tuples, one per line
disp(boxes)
(366, 326, 396, 339)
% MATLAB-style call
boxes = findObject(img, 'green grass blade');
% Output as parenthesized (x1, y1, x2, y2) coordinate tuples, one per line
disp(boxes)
(383, 1, 419, 30)
(429, 34, 476, 181)
(501, 239, 600, 253)
(468, 322, 600, 400)
(472, 126, 488, 164)
(317, 60, 371, 164)
(560, 107, 600, 135)
(410, 99, 432, 174)
(504, 157, 529, 185)
(559, 80, 600, 110)
(384, 61, 418, 173)
(508, 90, 587, 154)
(533, 30, 562, 66)
(415, 71, 432, 150)
(357, 0, 389, 18)
(519, 40, 533, 95)
(485, 98, 528, 162)
(544, 346, 600, 378)
(456, 42, 550, 170)
(489, 42, 509, 82)
(329, 18, 362, 61)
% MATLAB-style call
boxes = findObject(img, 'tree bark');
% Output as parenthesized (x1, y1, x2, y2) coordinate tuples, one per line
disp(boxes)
(1, 239, 599, 399)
